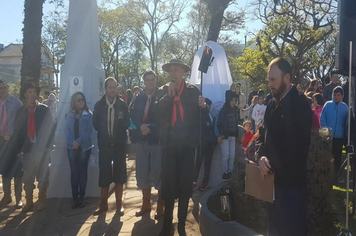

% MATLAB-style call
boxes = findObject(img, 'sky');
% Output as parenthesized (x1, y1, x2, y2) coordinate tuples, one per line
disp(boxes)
(0, 0, 263, 47)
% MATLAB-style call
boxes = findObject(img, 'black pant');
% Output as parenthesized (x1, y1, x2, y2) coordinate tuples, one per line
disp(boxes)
(0, 138, 23, 178)
(98, 143, 127, 187)
(67, 148, 91, 200)
(161, 146, 195, 226)
(194, 145, 214, 184)
(332, 138, 344, 174)
(267, 187, 307, 236)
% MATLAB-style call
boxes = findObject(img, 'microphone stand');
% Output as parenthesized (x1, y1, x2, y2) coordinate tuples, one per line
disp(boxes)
(339, 41, 353, 236)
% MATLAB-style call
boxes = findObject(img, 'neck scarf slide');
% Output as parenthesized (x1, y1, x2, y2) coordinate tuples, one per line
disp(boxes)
(171, 82, 185, 127)
(106, 96, 116, 138)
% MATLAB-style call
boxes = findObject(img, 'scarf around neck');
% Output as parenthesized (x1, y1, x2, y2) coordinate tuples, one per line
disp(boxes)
(106, 96, 116, 138)
(27, 105, 36, 139)
(171, 81, 185, 127)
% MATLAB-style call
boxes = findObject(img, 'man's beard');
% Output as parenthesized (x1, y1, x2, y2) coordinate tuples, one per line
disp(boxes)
(271, 79, 287, 98)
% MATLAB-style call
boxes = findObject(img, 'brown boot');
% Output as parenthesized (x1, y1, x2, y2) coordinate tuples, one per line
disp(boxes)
(14, 178, 23, 209)
(115, 184, 124, 216)
(155, 190, 165, 220)
(93, 187, 109, 216)
(22, 190, 34, 212)
(36, 188, 47, 211)
(135, 188, 151, 217)
(0, 177, 12, 207)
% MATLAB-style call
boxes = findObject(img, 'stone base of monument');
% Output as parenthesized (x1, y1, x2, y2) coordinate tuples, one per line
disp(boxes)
(199, 183, 261, 236)
(195, 146, 223, 189)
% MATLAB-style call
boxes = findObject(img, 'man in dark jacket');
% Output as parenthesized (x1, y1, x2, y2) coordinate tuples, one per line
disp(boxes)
(323, 70, 340, 102)
(93, 77, 130, 216)
(154, 59, 206, 236)
(130, 70, 164, 219)
(13, 82, 53, 212)
(256, 57, 312, 236)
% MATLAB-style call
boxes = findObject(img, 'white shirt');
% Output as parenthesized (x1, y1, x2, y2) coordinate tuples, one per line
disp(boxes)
(252, 103, 267, 123)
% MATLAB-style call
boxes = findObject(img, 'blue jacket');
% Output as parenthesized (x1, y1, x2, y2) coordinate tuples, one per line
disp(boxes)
(65, 110, 93, 151)
(320, 90, 348, 139)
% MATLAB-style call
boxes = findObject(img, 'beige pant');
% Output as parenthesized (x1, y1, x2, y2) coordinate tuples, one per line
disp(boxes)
(22, 149, 50, 192)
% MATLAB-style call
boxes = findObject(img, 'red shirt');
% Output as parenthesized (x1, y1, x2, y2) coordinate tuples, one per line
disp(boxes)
(243, 131, 254, 148)
(312, 112, 320, 129)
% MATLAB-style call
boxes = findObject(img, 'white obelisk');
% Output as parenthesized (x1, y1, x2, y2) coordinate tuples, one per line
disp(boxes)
(48, 0, 105, 198)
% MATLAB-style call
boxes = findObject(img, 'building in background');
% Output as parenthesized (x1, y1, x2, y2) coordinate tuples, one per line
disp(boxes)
(0, 43, 56, 96)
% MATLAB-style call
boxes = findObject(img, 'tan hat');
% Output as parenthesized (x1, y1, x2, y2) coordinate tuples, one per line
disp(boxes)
(162, 59, 191, 73)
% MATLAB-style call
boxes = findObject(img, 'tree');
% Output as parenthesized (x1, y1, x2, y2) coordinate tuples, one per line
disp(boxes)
(307, 33, 336, 81)
(158, 1, 211, 68)
(21, 0, 46, 88)
(253, 0, 337, 84)
(117, 39, 147, 89)
(201, 0, 245, 42)
(98, 6, 133, 79)
(21, 0, 64, 92)
(42, 9, 67, 87)
(122, 0, 188, 73)
(8, 80, 21, 98)
(230, 44, 272, 87)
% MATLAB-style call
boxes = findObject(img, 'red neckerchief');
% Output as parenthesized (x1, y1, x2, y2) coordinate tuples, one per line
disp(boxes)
(275, 98, 280, 107)
(27, 106, 35, 139)
(0, 102, 8, 135)
(171, 82, 185, 127)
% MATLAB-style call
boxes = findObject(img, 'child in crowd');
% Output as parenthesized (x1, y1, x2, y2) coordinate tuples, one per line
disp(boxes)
(307, 97, 320, 129)
(244, 95, 258, 124)
(312, 93, 325, 121)
(252, 94, 266, 133)
(242, 120, 254, 149)
(217, 90, 239, 181)
(320, 86, 348, 177)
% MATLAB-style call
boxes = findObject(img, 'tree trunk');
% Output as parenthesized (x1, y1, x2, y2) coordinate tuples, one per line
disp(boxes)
(21, 0, 45, 89)
(204, 0, 231, 42)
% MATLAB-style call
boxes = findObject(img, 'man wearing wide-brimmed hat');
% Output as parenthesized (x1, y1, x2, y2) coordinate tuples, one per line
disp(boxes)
(11, 82, 54, 212)
(154, 59, 206, 235)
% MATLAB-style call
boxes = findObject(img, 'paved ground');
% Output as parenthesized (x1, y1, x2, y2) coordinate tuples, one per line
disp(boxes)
(0, 156, 203, 236)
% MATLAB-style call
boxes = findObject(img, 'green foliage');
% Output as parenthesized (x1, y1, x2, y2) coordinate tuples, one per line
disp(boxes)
(8, 80, 21, 98)
(98, 6, 134, 79)
(230, 46, 271, 87)
(42, 8, 67, 85)
(122, 0, 188, 73)
(254, 0, 337, 84)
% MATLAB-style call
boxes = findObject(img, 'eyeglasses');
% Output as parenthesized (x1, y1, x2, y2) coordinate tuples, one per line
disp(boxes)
(76, 98, 84, 102)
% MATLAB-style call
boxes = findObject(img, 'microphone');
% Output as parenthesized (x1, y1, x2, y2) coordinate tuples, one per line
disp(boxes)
(170, 77, 176, 96)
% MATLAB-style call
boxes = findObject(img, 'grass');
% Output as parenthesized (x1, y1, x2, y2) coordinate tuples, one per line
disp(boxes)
(330, 183, 356, 234)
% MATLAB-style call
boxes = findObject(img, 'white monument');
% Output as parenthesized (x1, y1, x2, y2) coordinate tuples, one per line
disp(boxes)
(190, 41, 233, 105)
(48, 0, 105, 198)
(189, 41, 233, 188)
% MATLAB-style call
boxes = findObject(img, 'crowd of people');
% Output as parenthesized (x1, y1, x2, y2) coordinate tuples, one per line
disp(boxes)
(0, 56, 351, 236)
